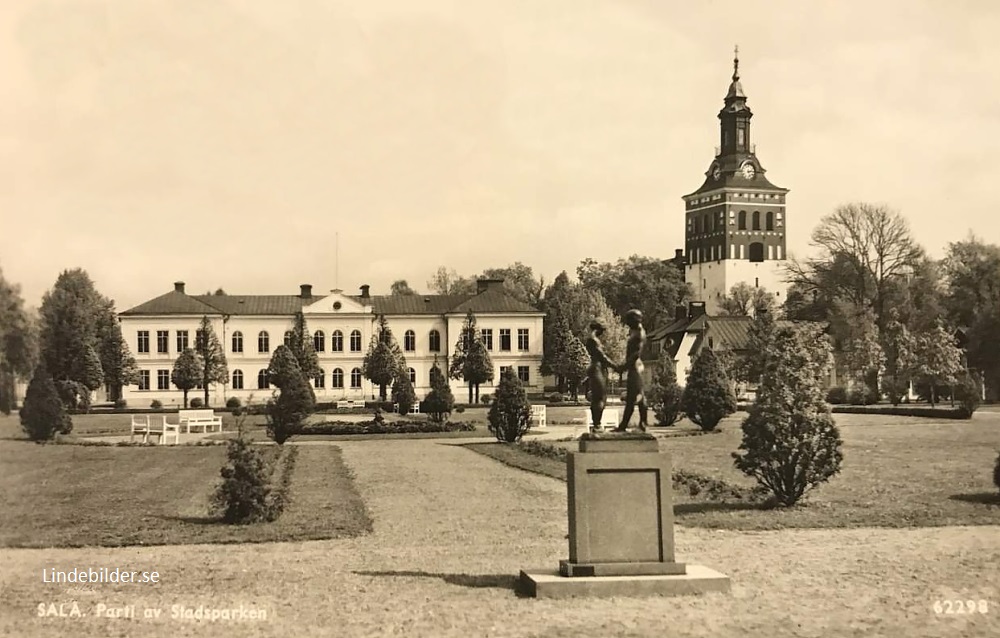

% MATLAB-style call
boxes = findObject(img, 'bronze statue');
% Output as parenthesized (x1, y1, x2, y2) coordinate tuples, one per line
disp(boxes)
(616, 309, 648, 432)
(584, 320, 617, 432)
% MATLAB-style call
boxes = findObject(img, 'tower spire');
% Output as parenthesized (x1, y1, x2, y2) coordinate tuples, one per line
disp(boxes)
(732, 44, 739, 81)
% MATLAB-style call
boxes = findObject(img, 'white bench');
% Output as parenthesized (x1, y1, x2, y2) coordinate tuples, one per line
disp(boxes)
(580, 408, 619, 430)
(337, 400, 365, 410)
(167, 409, 223, 434)
(130, 414, 180, 445)
(530, 404, 547, 428)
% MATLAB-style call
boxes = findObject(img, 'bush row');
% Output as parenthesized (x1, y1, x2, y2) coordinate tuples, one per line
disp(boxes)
(300, 420, 477, 436)
(829, 405, 971, 419)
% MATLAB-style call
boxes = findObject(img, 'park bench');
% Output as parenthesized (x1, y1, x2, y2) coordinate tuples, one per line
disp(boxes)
(530, 404, 547, 428)
(130, 414, 180, 445)
(336, 400, 364, 410)
(166, 409, 223, 434)
(579, 408, 619, 430)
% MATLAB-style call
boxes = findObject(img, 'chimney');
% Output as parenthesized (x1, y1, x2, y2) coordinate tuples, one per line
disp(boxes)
(476, 278, 505, 294)
(174, 281, 185, 294)
(688, 301, 707, 319)
(359, 284, 370, 299)
(675, 304, 687, 321)
(300, 284, 313, 299)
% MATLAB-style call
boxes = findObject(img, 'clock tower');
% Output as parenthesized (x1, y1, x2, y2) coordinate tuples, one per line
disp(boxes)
(682, 47, 789, 314)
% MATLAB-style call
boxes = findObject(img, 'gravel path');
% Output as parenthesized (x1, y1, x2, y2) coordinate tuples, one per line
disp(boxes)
(2, 438, 999, 638)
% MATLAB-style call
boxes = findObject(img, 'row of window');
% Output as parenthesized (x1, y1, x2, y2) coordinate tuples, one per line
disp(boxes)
(688, 242, 783, 264)
(689, 210, 781, 235)
(136, 328, 532, 355)
(136, 365, 532, 391)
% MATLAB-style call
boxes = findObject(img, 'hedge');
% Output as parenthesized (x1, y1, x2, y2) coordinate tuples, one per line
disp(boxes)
(300, 420, 477, 436)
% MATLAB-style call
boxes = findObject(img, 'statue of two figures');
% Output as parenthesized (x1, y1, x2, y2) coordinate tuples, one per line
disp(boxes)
(584, 309, 648, 434)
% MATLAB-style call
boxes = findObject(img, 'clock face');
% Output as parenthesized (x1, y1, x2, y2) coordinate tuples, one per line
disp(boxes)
(712, 165, 721, 180)
(741, 163, 756, 179)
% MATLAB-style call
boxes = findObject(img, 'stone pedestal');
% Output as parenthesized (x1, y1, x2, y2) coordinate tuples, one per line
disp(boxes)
(519, 433, 731, 598)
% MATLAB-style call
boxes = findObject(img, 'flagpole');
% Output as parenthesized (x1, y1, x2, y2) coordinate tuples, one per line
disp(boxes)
(335, 232, 339, 289)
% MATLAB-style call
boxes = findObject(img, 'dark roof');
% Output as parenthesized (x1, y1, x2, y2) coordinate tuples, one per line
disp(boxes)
(119, 291, 224, 316)
(648, 314, 800, 352)
(686, 163, 788, 198)
(122, 289, 541, 317)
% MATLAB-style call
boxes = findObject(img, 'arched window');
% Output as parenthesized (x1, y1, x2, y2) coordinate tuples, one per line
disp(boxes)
(404, 330, 416, 352)
(232, 331, 243, 353)
(408, 367, 416, 385)
(429, 329, 441, 352)
(350, 367, 362, 388)
(313, 330, 325, 353)
(748, 242, 765, 262)
(752, 211, 761, 230)
(766, 211, 774, 231)
(314, 368, 325, 389)
(349, 330, 362, 352)
(738, 211, 747, 230)
(257, 369, 270, 389)
(232, 369, 244, 390)
(332, 368, 344, 388)
(331, 330, 343, 352)
(284, 331, 293, 347)
(258, 331, 269, 353)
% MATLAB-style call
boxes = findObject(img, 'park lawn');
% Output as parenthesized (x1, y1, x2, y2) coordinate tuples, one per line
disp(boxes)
(0, 440, 372, 548)
(0, 413, 271, 439)
(465, 412, 1000, 530)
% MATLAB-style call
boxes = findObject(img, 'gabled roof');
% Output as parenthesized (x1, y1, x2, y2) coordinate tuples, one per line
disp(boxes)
(367, 295, 469, 315)
(449, 288, 541, 314)
(120, 291, 224, 316)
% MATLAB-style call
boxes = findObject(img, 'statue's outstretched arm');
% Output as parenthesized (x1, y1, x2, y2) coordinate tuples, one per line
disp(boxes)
(594, 341, 620, 371)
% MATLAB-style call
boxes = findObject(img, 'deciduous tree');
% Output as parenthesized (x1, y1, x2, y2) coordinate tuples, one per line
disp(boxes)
(449, 311, 493, 403)
(718, 282, 778, 317)
(194, 315, 228, 407)
(0, 266, 38, 414)
(389, 280, 418, 296)
(171, 348, 203, 408)
(427, 267, 476, 295)
(577, 255, 690, 330)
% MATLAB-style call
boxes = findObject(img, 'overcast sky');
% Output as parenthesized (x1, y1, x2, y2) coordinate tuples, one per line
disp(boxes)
(1, 0, 998, 311)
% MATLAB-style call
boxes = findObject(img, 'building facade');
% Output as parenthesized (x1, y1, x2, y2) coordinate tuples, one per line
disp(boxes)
(118, 280, 544, 408)
(683, 49, 789, 314)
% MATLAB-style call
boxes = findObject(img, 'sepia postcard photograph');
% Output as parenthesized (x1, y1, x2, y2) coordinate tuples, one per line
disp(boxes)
(0, 1, 998, 636)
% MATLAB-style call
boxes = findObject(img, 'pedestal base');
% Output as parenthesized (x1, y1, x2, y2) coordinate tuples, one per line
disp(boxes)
(559, 559, 687, 577)
(519, 564, 731, 599)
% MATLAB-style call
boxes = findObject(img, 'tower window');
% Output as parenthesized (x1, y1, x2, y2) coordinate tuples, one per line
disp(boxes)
(768, 245, 774, 260)
(738, 211, 747, 230)
(755, 277, 759, 288)
(748, 242, 764, 262)
(777, 245, 783, 260)
(766, 211, 774, 231)
(703, 279, 706, 290)
(752, 211, 761, 231)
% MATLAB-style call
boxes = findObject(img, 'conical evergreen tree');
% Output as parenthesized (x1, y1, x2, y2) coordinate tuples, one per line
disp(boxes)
(680, 348, 736, 431)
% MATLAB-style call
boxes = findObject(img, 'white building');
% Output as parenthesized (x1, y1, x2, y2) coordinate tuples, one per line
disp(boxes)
(118, 279, 544, 408)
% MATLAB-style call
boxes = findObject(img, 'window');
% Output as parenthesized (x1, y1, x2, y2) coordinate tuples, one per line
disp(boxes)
(350, 330, 362, 352)
(737, 128, 745, 147)
(408, 367, 416, 385)
(499, 329, 511, 351)
(768, 245, 774, 260)
(752, 211, 761, 230)
(138, 370, 150, 390)
(258, 331, 269, 353)
(480, 329, 493, 350)
(517, 366, 530, 384)
(176, 330, 189, 352)
(137, 331, 149, 354)
(739, 244, 745, 259)
(156, 330, 169, 354)
(776, 245, 783, 260)
(332, 368, 344, 388)
(738, 211, 747, 230)
(284, 331, 293, 347)
(313, 330, 325, 353)
(257, 369, 270, 389)
(766, 211, 774, 231)
(314, 368, 325, 389)
(232, 369, 244, 390)
(232, 331, 243, 353)
(157, 370, 170, 390)
(350, 367, 362, 388)
(730, 244, 735, 259)
(428, 329, 441, 352)
(748, 242, 764, 262)
(331, 330, 343, 352)
(517, 329, 529, 351)
(404, 330, 416, 352)
(703, 279, 707, 289)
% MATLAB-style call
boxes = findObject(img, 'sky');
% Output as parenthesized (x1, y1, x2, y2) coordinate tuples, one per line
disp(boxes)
(1, 0, 998, 312)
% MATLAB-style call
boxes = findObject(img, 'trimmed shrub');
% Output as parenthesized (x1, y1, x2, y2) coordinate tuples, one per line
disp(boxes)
(20, 366, 71, 441)
(266, 371, 314, 445)
(300, 420, 476, 435)
(733, 324, 843, 507)
(455, 405, 466, 413)
(825, 386, 848, 405)
(831, 405, 967, 418)
(422, 361, 454, 423)
(113, 399, 127, 409)
(994, 452, 1000, 494)
(488, 369, 531, 443)
(391, 370, 417, 415)
(647, 350, 684, 426)
(847, 387, 876, 405)
(680, 348, 736, 431)
(212, 433, 277, 524)
(548, 392, 564, 403)
(480, 393, 493, 405)
(226, 396, 242, 409)
(150, 399, 163, 410)
(954, 371, 983, 419)
(189, 397, 205, 408)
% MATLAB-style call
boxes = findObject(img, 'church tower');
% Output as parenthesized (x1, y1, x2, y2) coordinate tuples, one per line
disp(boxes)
(683, 48, 789, 314)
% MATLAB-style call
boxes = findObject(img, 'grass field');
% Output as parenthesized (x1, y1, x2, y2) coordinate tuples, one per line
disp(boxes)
(465, 411, 1000, 530)
(0, 440, 372, 548)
